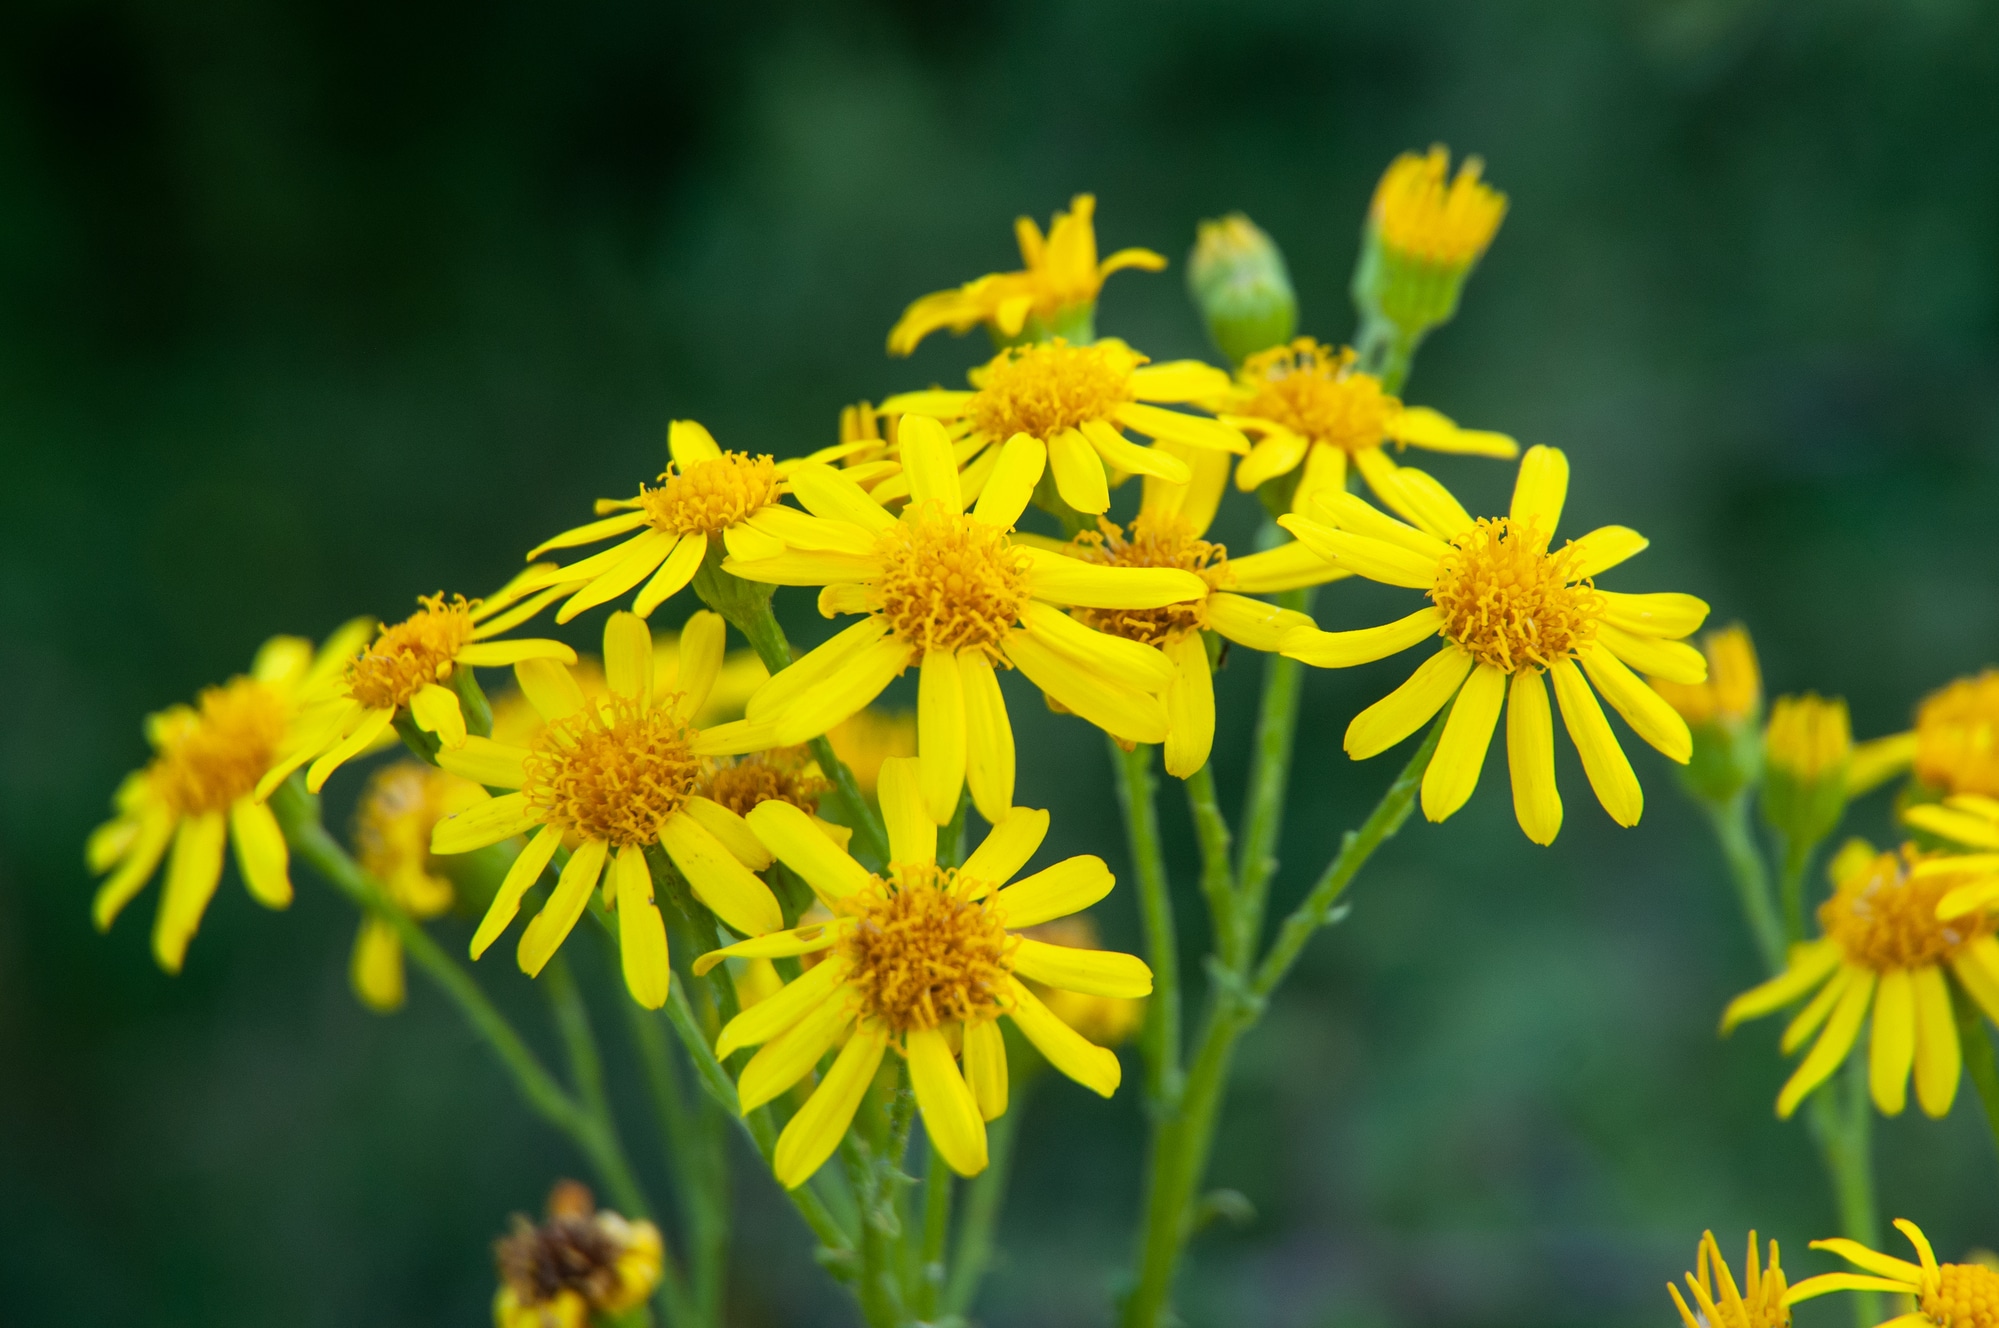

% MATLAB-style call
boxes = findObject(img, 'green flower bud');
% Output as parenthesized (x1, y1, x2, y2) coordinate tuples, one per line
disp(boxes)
(1187, 213, 1297, 366)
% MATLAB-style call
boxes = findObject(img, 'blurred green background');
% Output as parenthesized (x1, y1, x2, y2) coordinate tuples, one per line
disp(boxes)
(4, 1, 1997, 1324)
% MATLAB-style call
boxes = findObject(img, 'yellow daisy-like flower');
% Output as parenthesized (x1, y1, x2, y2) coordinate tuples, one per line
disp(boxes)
(1218, 339, 1517, 516)
(1277, 446, 1708, 843)
(426, 611, 783, 1009)
(87, 624, 371, 972)
(1846, 670, 1999, 802)
(1721, 840, 1999, 1118)
(1056, 443, 1347, 776)
(692, 758, 1150, 1187)
(257, 581, 578, 798)
(1654, 624, 1763, 729)
(347, 761, 486, 1013)
(722, 417, 1210, 825)
(886, 193, 1166, 356)
(1785, 1218, 1997, 1328)
(1370, 145, 1508, 270)
(494, 1181, 663, 1328)
(697, 746, 853, 853)
(522, 420, 839, 624)
(883, 338, 1248, 517)
(1669, 1231, 1790, 1328)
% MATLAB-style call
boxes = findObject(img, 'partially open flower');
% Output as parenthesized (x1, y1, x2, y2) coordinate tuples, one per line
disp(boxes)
(1669, 1230, 1790, 1328)
(493, 1181, 662, 1328)
(347, 761, 485, 1013)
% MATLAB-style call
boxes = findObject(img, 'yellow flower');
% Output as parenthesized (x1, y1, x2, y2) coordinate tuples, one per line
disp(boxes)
(520, 420, 840, 623)
(825, 708, 917, 795)
(88, 624, 371, 973)
(1022, 916, 1146, 1048)
(698, 746, 853, 852)
(1785, 1218, 1998, 1328)
(1721, 841, 1999, 1118)
(721, 418, 1210, 825)
(1652, 624, 1763, 729)
(1761, 694, 1854, 843)
(1276, 446, 1708, 843)
(1054, 443, 1347, 776)
(886, 193, 1166, 356)
(348, 761, 486, 1013)
(883, 338, 1248, 517)
(1847, 671, 1999, 804)
(493, 1181, 663, 1328)
(257, 580, 577, 798)
(693, 758, 1150, 1187)
(1669, 1231, 1790, 1328)
(1218, 339, 1517, 516)
(490, 625, 772, 748)
(1369, 145, 1508, 269)
(426, 611, 782, 1009)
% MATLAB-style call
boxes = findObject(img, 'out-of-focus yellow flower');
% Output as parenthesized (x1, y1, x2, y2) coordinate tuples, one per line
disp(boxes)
(825, 708, 916, 796)
(1022, 916, 1146, 1048)
(1762, 694, 1851, 845)
(1785, 1219, 1998, 1328)
(348, 761, 486, 1013)
(1851, 670, 1999, 804)
(699, 746, 851, 852)
(1669, 1231, 1789, 1328)
(1655, 625, 1762, 729)
(887, 194, 1166, 356)
(1353, 146, 1508, 345)
(493, 1181, 663, 1328)
(1186, 213, 1296, 366)
(87, 624, 371, 973)
(1722, 841, 1999, 1119)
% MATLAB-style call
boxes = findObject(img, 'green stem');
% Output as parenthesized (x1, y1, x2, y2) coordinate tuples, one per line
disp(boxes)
(913, 1136, 954, 1321)
(1804, 1060, 1881, 1328)
(1353, 313, 1422, 395)
(1111, 739, 1182, 1111)
(942, 1084, 1024, 1318)
(1229, 588, 1314, 969)
(1706, 794, 1787, 974)
(1122, 715, 1444, 1328)
(1182, 763, 1237, 962)
(1778, 833, 1817, 944)
(844, 1072, 913, 1328)
(1951, 982, 1999, 1172)
(625, 986, 729, 1328)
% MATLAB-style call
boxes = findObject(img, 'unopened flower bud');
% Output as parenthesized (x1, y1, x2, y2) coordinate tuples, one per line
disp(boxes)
(1187, 213, 1297, 366)
(1653, 625, 1763, 803)
(1761, 693, 1852, 846)
(1351, 146, 1506, 379)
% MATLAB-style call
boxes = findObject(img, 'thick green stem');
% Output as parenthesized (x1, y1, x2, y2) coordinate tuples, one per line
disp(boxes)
(1183, 763, 1237, 961)
(1804, 1060, 1881, 1328)
(1951, 983, 1999, 1172)
(942, 1085, 1024, 1318)
(1122, 716, 1444, 1328)
(1777, 833, 1817, 944)
(913, 1137, 954, 1320)
(843, 1073, 913, 1328)
(1111, 739, 1181, 1111)
(1230, 588, 1315, 969)
(1706, 794, 1786, 974)
(1353, 313, 1422, 395)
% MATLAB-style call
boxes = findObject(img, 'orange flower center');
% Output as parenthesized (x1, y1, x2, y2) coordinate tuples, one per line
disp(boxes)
(1916, 671, 1999, 798)
(1925, 1264, 1999, 1328)
(872, 502, 1031, 658)
(968, 339, 1139, 441)
(149, 678, 290, 817)
(1237, 340, 1393, 453)
(523, 698, 700, 848)
(698, 749, 829, 818)
(347, 594, 478, 711)
(1430, 516, 1602, 672)
(641, 452, 781, 537)
(1821, 849, 1992, 971)
(838, 865, 1012, 1032)
(1069, 512, 1223, 647)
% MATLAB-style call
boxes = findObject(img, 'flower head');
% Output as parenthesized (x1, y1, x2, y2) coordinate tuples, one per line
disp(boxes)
(1277, 446, 1709, 843)
(1786, 1218, 1996, 1328)
(1722, 840, 1999, 1118)
(887, 194, 1166, 356)
(427, 611, 783, 1008)
(826, 708, 917, 796)
(347, 761, 485, 1013)
(1354, 146, 1507, 342)
(693, 758, 1149, 1187)
(494, 1181, 663, 1328)
(88, 624, 371, 972)
(1669, 1231, 1790, 1328)
(1219, 339, 1517, 517)
(1654, 624, 1763, 729)
(1915, 671, 1999, 797)
(883, 339, 1246, 518)
(1761, 694, 1853, 845)
(722, 417, 1211, 825)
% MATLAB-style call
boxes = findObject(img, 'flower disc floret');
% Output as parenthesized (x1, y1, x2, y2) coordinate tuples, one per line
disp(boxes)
(838, 865, 1013, 1033)
(1238, 341, 1392, 452)
(523, 697, 701, 848)
(1071, 513, 1224, 647)
(347, 593, 478, 710)
(1430, 516, 1603, 672)
(151, 679, 291, 817)
(642, 452, 781, 537)
(1925, 1264, 1999, 1328)
(872, 502, 1032, 657)
(699, 750, 829, 818)
(969, 340, 1140, 442)
(1916, 670, 1999, 797)
(1823, 849, 1989, 972)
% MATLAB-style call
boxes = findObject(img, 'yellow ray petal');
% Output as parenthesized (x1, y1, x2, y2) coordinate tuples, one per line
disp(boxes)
(716, 953, 853, 1059)
(1309, 486, 1451, 560)
(1344, 645, 1474, 761)
(431, 791, 538, 855)
(747, 617, 890, 723)
(1283, 608, 1443, 670)
(964, 1018, 1009, 1121)
(153, 811, 227, 974)
(669, 418, 723, 465)
(526, 508, 652, 560)
(900, 414, 964, 513)
(1386, 404, 1518, 457)
(1017, 602, 1177, 689)
(785, 461, 899, 532)
(1202, 593, 1314, 653)
(518, 837, 608, 978)
(738, 992, 857, 1112)
(908, 1026, 989, 1176)
(516, 656, 586, 724)
(603, 611, 655, 705)
(1599, 591, 1711, 639)
(471, 824, 562, 960)
(633, 531, 709, 617)
(1718, 938, 1843, 1032)
(745, 802, 875, 903)
(1130, 361, 1232, 401)
(660, 811, 784, 937)
(1081, 418, 1191, 483)
(305, 705, 396, 793)
(1546, 657, 1641, 825)
(614, 844, 672, 1009)
(1276, 515, 1439, 589)
(877, 756, 936, 867)
(1012, 938, 1151, 998)
(774, 1024, 889, 1187)
(1021, 546, 1206, 609)
(746, 504, 880, 556)
(1596, 624, 1707, 686)
(692, 920, 847, 977)
(1910, 964, 1961, 1118)
(1351, 448, 1477, 541)
(1785, 1274, 1922, 1304)
(919, 650, 969, 825)
(1506, 670, 1563, 845)
(437, 735, 530, 789)
(1782, 964, 1855, 1054)
(454, 639, 578, 667)
(1234, 428, 1308, 492)
(1568, 525, 1649, 578)
(1218, 543, 1349, 595)
(229, 797, 292, 909)
(93, 809, 175, 932)
(1047, 426, 1110, 514)
(1113, 402, 1248, 453)
(1422, 662, 1505, 822)
(1003, 630, 1169, 745)
(1162, 633, 1216, 779)
(1579, 642, 1693, 763)
(994, 854, 1113, 928)
(1806, 1240, 1925, 1286)
(682, 795, 773, 871)
(350, 916, 405, 1012)
(1869, 967, 1915, 1115)
(1777, 969, 1875, 1118)
(971, 433, 1047, 530)
(960, 651, 1016, 823)
(962, 807, 1050, 889)
(1509, 445, 1569, 532)
(724, 548, 880, 587)
(555, 529, 678, 623)
(1005, 977, 1120, 1096)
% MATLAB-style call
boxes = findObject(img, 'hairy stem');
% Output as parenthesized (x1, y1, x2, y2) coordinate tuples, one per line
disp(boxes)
(1111, 739, 1182, 1111)
(1229, 588, 1314, 970)
(1182, 763, 1237, 962)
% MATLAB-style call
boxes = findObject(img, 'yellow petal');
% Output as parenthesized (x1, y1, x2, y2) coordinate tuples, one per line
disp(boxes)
(456, 638, 578, 668)
(1080, 418, 1191, 483)
(1003, 630, 1169, 745)
(1351, 449, 1477, 541)
(963, 1018, 1009, 1121)
(900, 414, 965, 513)
(1344, 646, 1473, 761)
(1011, 938, 1151, 998)
(746, 617, 890, 723)
(679, 797, 771, 873)
(716, 953, 853, 1059)
(526, 508, 651, 560)
(744, 801, 874, 903)
(555, 529, 677, 623)
(1549, 657, 1643, 826)
(747, 504, 881, 556)
(305, 705, 396, 793)
(1018, 601, 1176, 689)
(669, 418, 723, 465)
(738, 991, 857, 1111)
(517, 837, 608, 977)
(1047, 426, 1110, 514)
(1599, 591, 1711, 639)
(515, 656, 586, 724)
(614, 844, 672, 1009)
(768, 637, 917, 746)
(674, 609, 728, 720)
(660, 811, 784, 937)
(960, 651, 1016, 823)
(723, 520, 786, 563)
(723, 548, 879, 587)
(1869, 967, 1915, 1115)
(1910, 964, 1960, 1118)
(1506, 671, 1563, 846)
(1568, 525, 1649, 578)
(1276, 516, 1438, 589)
(632, 530, 709, 617)
(93, 809, 174, 932)
(1509, 444, 1569, 532)
(603, 610, 656, 705)
(919, 650, 969, 825)
(994, 854, 1112, 927)
(1778, 969, 1875, 1118)
(1162, 633, 1215, 779)
(877, 756, 936, 867)
(774, 1024, 889, 1187)
(1130, 360, 1232, 401)
(350, 916, 406, 1013)
(229, 797, 292, 909)
(436, 735, 530, 789)
(908, 1026, 989, 1176)
(970, 433, 1047, 529)
(431, 791, 538, 855)
(693, 921, 847, 977)
(785, 461, 899, 532)
(1596, 624, 1707, 686)
(1311, 485, 1452, 561)
(471, 824, 563, 960)
(1021, 546, 1206, 609)
(1282, 608, 1444, 670)
(1805, 1240, 1925, 1286)
(1782, 964, 1855, 1054)
(1005, 977, 1120, 1096)
(1203, 593, 1315, 653)
(409, 683, 468, 747)
(1579, 642, 1693, 763)
(1113, 401, 1248, 453)
(1234, 428, 1308, 491)
(1386, 404, 1518, 458)
(1421, 662, 1505, 822)
(153, 811, 227, 974)
(1291, 442, 1350, 519)
(962, 807, 1050, 889)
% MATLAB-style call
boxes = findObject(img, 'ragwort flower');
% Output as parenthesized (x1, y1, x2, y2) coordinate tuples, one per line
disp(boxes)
(693, 758, 1150, 1187)
(1218, 339, 1516, 516)
(88, 624, 370, 972)
(1722, 840, 1999, 1118)
(494, 1181, 663, 1328)
(1277, 446, 1708, 843)
(883, 338, 1247, 517)
(886, 193, 1165, 356)
(1785, 1218, 1997, 1328)
(723, 417, 1210, 825)
(1669, 1231, 1791, 1328)
(427, 611, 783, 1008)
(348, 761, 485, 1013)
